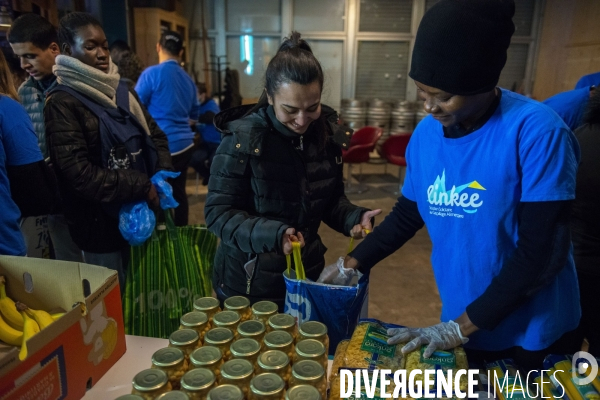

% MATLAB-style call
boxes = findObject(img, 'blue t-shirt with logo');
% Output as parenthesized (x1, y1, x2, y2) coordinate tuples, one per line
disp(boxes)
(543, 86, 590, 131)
(0, 95, 44, 256)
(402, 89, 580, 351)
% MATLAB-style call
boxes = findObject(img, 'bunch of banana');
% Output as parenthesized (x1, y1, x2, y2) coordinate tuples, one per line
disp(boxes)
(16, 302, 40, 360)
(0, 276, 23, 330)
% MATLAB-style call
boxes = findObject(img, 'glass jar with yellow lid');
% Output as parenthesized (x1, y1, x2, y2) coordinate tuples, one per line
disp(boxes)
(190, 346, 224, 376)
(204, 327, 235, 360)
(223, 296, 251, 320)
(212, 311, 241, 331)
(218, 359, 254, 397)
(180, 367, 216, 400)
(180, 311, 210, 340)
(285, 385, 321, 400)
(207, 385, 244, 400)
(169, 329, 201, 359)
(256, 350, 291, 385)
(131, 369, 172, 399)
(230, 338, 261, 365)
(151, 347, 189, 390)
(263, 330, 295, 360)
(193, 297, 221, 321)
(251, 301, 278, 324)
(292, 339, 327, 372)
(288, 360, 326, 400)
(237, 320, 266, 342)
(267, 314, 297, 338)
(155, 392, 190, 400)
(298, 322, 328, 355)
(249, 373, 285, 400)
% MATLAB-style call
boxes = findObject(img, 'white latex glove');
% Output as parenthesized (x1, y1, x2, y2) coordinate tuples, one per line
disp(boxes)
(387, 320, 469, 358)
(317, 256, 357, 286)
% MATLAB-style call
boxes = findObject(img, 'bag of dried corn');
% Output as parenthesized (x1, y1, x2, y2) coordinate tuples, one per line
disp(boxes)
(405, 345, 469, 397)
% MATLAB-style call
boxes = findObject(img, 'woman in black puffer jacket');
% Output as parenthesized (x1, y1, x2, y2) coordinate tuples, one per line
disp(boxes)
(205, 32, 380, 309)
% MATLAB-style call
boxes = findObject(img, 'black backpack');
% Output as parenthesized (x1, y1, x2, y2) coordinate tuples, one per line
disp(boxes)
(52, 80, 159, 176)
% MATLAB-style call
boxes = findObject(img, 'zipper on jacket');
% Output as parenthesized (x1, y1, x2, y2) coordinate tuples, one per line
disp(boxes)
(244, 256, 257, 295)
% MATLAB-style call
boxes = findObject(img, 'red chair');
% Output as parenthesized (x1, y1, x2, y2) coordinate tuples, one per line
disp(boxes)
(342, 126, 383, 193)
(381, 133, 412, 195)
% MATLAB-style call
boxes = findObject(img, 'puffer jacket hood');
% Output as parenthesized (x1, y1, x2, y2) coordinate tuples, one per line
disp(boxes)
(205, 102, 367, 308)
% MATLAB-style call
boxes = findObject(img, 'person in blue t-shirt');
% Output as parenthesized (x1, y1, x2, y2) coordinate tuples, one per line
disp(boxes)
(189, 82, 221, 186)
(574, 71, 600, 89)
(543, 86, 594, 131)
(0, 50, 58, 256)
(332, 0, 581, 371)
(135, 31, 200, 226)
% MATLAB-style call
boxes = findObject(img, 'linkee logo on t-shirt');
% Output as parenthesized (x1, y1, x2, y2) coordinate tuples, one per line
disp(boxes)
(426, 170, 486, 218)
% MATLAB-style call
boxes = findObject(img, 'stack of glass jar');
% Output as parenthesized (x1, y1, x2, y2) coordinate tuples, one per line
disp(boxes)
(122, 296, 330, 400)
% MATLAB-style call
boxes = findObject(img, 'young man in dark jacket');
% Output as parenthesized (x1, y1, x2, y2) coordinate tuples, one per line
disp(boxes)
(9, 13, 82, 261)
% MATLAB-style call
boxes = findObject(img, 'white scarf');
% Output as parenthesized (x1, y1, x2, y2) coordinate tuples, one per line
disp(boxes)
(53, 55, 150, 135)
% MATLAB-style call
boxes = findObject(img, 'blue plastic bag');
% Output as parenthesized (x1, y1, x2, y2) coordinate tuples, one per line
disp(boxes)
(284, 270, 369, 355)
(151, 170, 181, 209)
(119, 201, 156, 246)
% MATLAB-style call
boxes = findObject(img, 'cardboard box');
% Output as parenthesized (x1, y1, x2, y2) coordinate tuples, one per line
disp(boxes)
(0, 256, 126, 400)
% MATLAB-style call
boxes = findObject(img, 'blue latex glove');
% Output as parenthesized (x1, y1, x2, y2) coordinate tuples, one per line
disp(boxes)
(150, 170, 181, 209)
(119, 201, 156, 246)
(387, 320, 469, 358)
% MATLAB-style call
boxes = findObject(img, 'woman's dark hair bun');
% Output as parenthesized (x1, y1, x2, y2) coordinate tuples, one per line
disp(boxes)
(278, 31, 313, 54)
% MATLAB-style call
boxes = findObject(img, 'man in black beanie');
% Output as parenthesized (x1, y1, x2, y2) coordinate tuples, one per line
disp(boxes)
(337, 0, 582, 372)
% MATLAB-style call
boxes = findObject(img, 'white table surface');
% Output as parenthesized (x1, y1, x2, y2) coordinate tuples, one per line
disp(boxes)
(83, 335, 333, 400)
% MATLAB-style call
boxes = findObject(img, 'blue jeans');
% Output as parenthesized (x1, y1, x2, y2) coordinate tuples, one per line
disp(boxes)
(81, 250, 125, 294)
(47, 214, 82, 262)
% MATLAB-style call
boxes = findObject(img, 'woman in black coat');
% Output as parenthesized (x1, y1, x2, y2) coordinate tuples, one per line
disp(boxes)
(205, 32, 380, 309)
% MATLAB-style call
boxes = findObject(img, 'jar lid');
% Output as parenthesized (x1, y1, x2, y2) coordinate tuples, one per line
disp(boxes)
(220, 359, 254, 380)
(250, 373, 285, 396)
(169, 329, 199, 347)
(295, 339, 325, 358)
(155, 391, 190, 400)
(207, 385, 244, 400)
(115, 395, 145, 400)
(299, 321, 327, 338)
(213, 311, 241, 327)
(251, 301, 278, 316)
(268, 313, 296, 330)
(291, 360, 324, 382)
(194, 297, 220, 312)
(285, 385, 322, 400)
(190, 346, 222, 367)
(237, 320, 265, 337)
(257, 350, 289, 370)
(180, 311, 208, 328)
(224, 296, 250, 311)
(180, 368, 216, 391)
(152, 347, 185, 368)
(264, 330, 293, 348)
(230, 338, 261, 358)
(204, 327, 234, 345)
(132, 369, 168, 391)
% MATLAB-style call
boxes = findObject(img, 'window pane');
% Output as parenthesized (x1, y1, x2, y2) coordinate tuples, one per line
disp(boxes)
(227, 0, 281, 32)
(498, 43, 529, 92)
(355, 41, 410, 101)
(306, 40, 344, 110)
(226, 36, 280, 99)
(359, 0, 412, 33)
(294, 0, 345, 32)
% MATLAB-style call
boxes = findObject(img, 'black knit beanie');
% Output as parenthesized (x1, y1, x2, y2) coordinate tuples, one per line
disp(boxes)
(409, 0, 515, 95)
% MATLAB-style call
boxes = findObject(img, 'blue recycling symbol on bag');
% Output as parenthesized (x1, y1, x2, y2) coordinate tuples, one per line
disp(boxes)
(283, 270, 369, 355)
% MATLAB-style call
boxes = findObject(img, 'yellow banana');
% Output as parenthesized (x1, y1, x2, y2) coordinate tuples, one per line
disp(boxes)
(16, 302, 40, 361)
(50, 312, 65, 321)
(0, 276, 23, 330)
(24, 307, 54, 329)
(0, 312, 22, 346)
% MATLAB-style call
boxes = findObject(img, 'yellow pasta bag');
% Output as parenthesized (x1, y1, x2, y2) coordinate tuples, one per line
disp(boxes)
(405, 345, 469, 396)
(330, 339, 349, 381)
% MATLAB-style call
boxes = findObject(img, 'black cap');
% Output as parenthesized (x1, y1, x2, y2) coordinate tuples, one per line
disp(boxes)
(409, 0, 515, 95)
